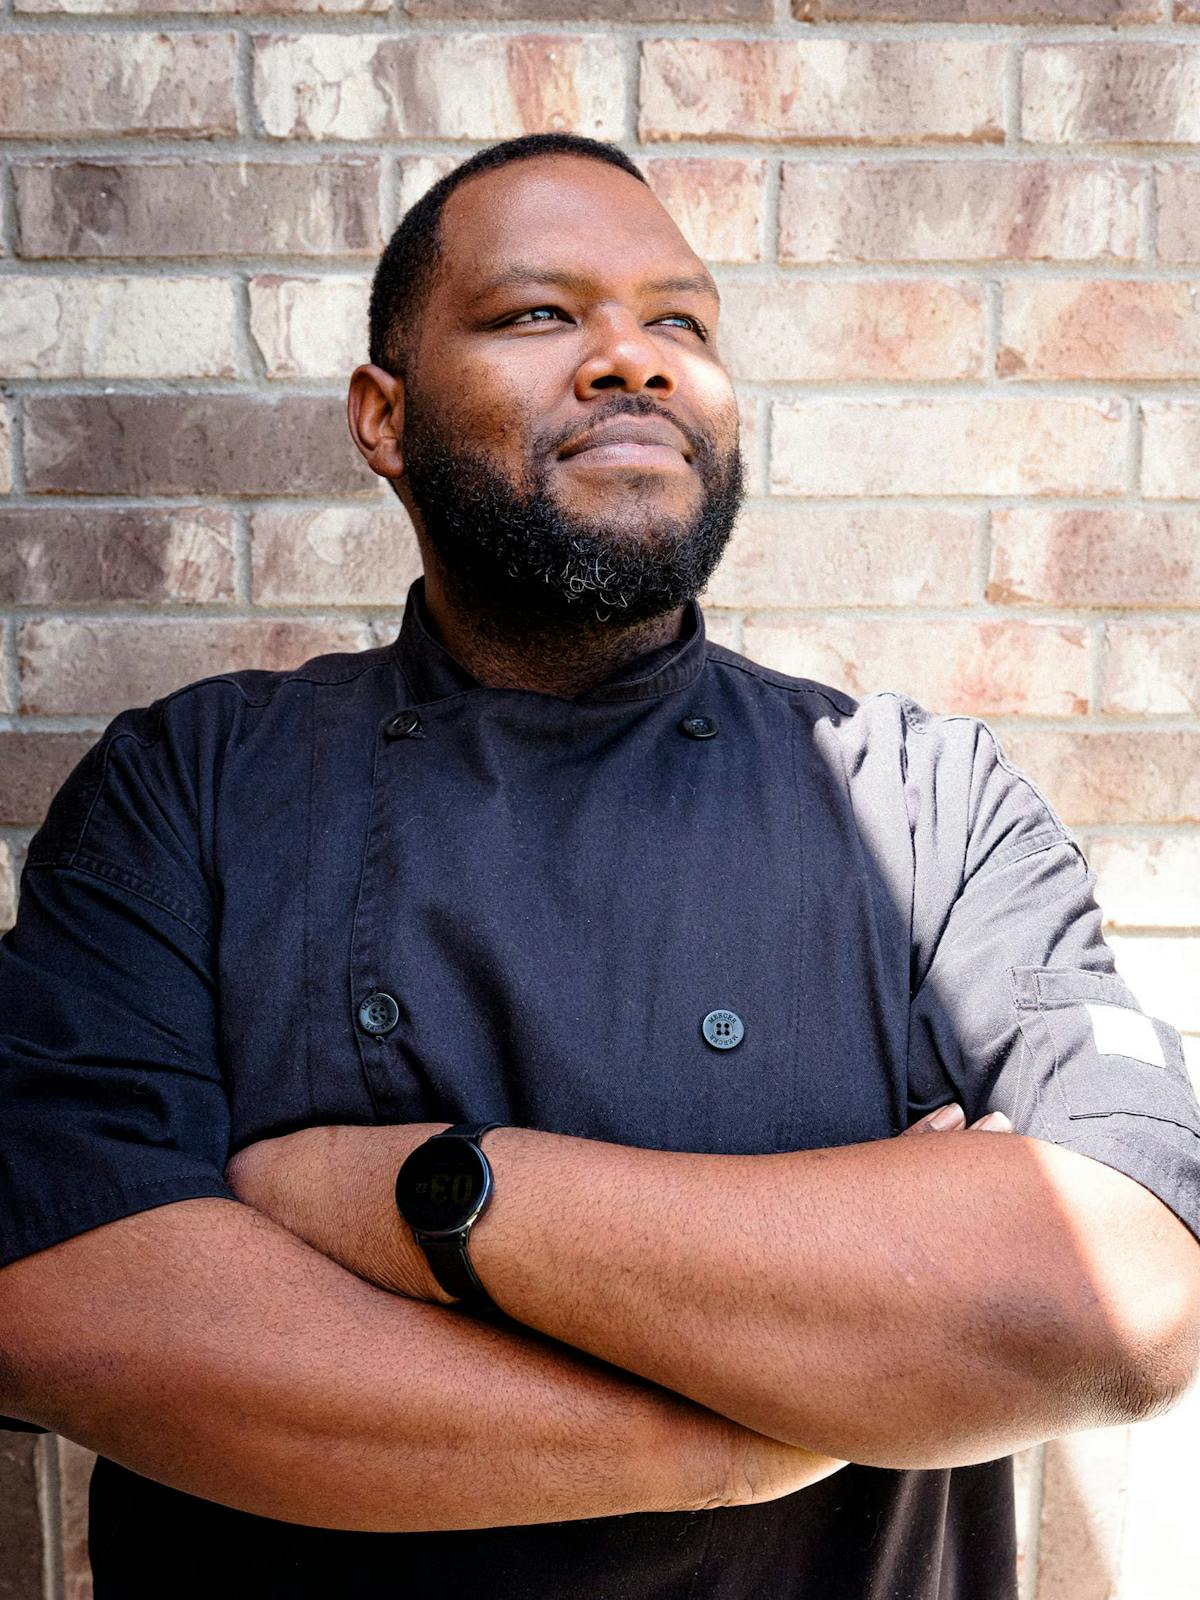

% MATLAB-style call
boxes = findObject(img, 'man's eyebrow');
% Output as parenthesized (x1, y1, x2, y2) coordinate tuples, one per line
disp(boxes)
(467, 267, 721, 307)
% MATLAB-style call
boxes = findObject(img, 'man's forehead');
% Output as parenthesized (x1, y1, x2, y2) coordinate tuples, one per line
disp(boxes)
(436, 155, 713, 299)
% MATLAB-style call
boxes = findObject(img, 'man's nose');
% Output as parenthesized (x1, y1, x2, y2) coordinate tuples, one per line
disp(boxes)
(573, 313, 677, 399)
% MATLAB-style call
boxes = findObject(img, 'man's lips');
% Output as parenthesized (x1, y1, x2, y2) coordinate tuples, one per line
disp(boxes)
(557, 416, 693, 470)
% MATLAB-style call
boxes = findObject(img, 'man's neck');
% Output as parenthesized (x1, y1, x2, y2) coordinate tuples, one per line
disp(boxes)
(419, 565, 688, 699)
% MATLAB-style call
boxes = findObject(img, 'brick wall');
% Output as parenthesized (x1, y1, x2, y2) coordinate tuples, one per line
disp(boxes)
(1, 1, 1198, 1596)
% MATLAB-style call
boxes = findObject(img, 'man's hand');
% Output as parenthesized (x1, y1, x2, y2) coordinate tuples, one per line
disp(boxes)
(225, 1102, 1012, 1305)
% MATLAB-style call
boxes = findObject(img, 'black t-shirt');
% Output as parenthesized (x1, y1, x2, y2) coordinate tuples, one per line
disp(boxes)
(2, 577, 1198, 1599)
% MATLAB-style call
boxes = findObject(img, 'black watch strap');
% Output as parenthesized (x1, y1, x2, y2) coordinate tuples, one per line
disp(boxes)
(418, 1122, 503, 1310)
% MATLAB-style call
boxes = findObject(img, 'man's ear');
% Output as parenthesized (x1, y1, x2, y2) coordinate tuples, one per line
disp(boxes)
(347, 364, 406, 483)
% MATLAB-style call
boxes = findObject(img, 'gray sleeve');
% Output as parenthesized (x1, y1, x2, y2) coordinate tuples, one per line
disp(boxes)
(904, 705, 1200, 1249)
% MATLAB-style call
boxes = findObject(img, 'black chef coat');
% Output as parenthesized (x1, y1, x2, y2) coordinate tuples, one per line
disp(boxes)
(2, 576, 1199, 1600)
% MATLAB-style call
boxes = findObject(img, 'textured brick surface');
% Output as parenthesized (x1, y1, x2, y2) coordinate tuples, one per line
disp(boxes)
(249, 275, 371, 378)
(998, 281, 1200, 381)
(0, 508, 234, 604)
(255, 34, 625, 140)
(720, 279, 985, 381)
(406, 0, 771, 14)
(1103, 622, 1200, 715)
(19, 0, 384, 11)
(1022, 46, 1200, 144)
(0, 405, 11, 496)
(0, 1436, 44, 1600)
(989, 509, 1200, 607)
(0, 34, 238, 139)
(647, 159, 766, 263)
(1107, 935, 1200, 1032)
(24, 396, 370, 496)
(705, 506, 976, 608)
(0, 276, 238, 379)
(796, 0, 1156, 17)
(779, 159, 1141, 264)
(1089, 836, 1200, 927)
(1036, 1429, 1130, 1600)
(0, 731, 102, 825)
(0, 842, 15, 935)
(1141, 401, 1200, 498)
(640, 40, 1005, 144)
(1155, 164, 1200, 263)
(18, 618, 375, 715)
(742, 616, 1088, 715)
(57, 1439, 94, 1600)
(770, 397, 1124, 496)
(999, 729, 1200, 824)
(14, 159, 383, 259)
(251, 506, 422, 604)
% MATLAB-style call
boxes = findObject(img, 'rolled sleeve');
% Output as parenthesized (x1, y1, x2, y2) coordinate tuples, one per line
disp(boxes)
(905, 707, 1200, 1251)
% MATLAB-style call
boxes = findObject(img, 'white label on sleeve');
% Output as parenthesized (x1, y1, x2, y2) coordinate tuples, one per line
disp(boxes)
(1084, 1003, 1166, 1068)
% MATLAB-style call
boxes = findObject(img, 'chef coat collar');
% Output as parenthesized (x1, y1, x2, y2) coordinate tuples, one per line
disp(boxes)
(392, 576, 708, 707)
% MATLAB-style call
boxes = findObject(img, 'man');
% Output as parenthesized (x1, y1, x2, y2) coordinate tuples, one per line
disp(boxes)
(1, 132, 1198, 1599)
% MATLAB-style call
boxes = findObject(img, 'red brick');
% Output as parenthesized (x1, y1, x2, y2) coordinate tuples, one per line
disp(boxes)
(251, 507, 421, 605)
(989, 508, 1200, 607)
(742, 616, 1089, 716)
(640, 40, 1004, 144)
(255, 34, 625, 140)
(646, 159, 765, 263)
(779, 159, 1141, 265)
(0, 33, 237, 139)
(0, 1434, 45, 1598)
(0, 732, 100, 825)
(721, 279, 984, 382)
(998, 729, 1200, 824)
(998, 280, 1200, 380)
(1103, 622, 1200, 715)
(24, 396, 371, 498)
(705, 505, 976, 608)
(1023, 45, 1200, 144)
(14, 159, 383, 259)
(19, 0, 384, 10)
(18, 619, 375, 717)
(406, 0, 770, 15)
(0, 508, 234, 606)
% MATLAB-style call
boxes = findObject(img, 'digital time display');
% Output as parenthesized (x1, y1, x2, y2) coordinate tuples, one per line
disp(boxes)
(396, 1137, 490, 1235)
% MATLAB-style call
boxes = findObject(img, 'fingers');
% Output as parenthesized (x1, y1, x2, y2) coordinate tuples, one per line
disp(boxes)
(902, 1104, 1013, 1135)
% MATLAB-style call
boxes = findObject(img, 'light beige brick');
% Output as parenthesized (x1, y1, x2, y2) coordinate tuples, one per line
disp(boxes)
(249, 275, 370, 379)
(0, 508, 234, 604)
(720, 279, 984, 382)
(0, 33, 237, 139)
(1036, 1428, 1131, 1600)
(989, 509, 1200, 608)
(702, 610, 741, 651)
(1107, 935, 1200, 1031)
(1022, 45, 1200, 145)
(780, 159, 1141, 265)
(770, 397, 1124, 497)
(1155, 164, 1200, 263)
(0, 628, 11, 712)
(1142, 400, 1200, 498)
(646, 159, 765, 264)
(1104, 622, 1200, 715)
(57, 1437, 95, 1600)
(255, 34, 625, 141)
(0, 276, 238, 379)
(1119, 1369, 1200, 1600)
(18, 618, 375, 715)
(999, 728, 1200, 825)
(734, 390, 764, 494)
(799, 0, 1157, 20)
(251, 507, 421, 604)
(741, 616, 1088, 715)
(20, 0, 383, 11)
(639, 40, 1004, 145)
(0, 404, 11, 495)
(0, 841, 15, 933)
(999, 280, 1200, 380)
(1088, 835, 1200, 928)
(706, 505, 976, 608)
(397, 155, 459, 216)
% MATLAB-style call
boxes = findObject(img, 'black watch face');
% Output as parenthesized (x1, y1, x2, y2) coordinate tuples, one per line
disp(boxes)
(397, 1138, 491, 1236)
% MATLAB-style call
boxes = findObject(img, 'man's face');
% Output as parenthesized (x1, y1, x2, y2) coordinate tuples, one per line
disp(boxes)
(394, 154, 744, 626)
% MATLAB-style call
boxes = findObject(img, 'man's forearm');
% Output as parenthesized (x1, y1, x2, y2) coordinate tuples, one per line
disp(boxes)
(0, 1197, 845, 1531)
(232, 1119, 1198, 1472)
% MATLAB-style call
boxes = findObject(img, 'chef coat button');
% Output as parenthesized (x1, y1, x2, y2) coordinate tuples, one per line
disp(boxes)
(679, 715, 718, 740)
(358, 991, 400, 1036)
(384, 709, 421, 739)
(702, 1009, 744, 1050)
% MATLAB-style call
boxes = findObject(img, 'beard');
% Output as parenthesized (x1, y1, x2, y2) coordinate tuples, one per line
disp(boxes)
(400, 390, 745, 629)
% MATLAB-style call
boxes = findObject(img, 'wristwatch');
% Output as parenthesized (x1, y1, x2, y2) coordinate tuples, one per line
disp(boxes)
(394, 1122, 504, 1311)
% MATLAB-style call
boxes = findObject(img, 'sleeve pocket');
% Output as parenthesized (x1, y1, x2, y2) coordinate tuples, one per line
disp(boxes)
(1011, 965, 1200, 1139)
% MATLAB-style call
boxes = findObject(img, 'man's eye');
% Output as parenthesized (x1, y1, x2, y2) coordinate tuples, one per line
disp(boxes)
(509, 307, 568, 326)
(656, 315, 709, 340)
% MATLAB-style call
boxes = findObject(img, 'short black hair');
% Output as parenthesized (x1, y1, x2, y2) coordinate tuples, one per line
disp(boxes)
(368, 133, 647, 378)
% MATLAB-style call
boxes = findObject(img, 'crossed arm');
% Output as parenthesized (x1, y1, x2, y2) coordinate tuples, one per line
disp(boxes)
(226, 1103, 1200, 1471)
